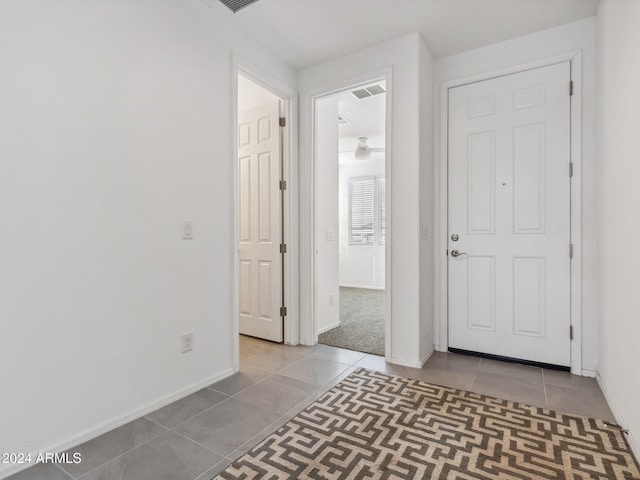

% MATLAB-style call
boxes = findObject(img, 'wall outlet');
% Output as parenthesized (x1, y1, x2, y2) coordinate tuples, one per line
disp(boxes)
(325, 229, 335, 241)
(329, 293, 336, 305)
(181, 332, 194, 353)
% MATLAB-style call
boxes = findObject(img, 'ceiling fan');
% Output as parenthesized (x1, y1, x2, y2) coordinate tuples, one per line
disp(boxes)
(340, 137, 385, 160)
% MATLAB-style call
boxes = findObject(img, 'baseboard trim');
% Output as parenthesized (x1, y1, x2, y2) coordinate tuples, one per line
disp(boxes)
(317, 321, 340, 335)
(596, 372, 640, 464)
(390, 356, 423, 369)
(0, 368, 234, 479)
(581, 369, 597, 378)
(421, 346, 435, 367)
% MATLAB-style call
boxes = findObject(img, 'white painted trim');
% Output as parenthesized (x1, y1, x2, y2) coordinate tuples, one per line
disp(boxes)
(581, 369, 597, 378)
(339, 284, 385, 290)
(231, 54, 299, 358)
(300, 68, 393, 364)
(317, 321, 341, 335)
(436, 50, 583, 372)
(1, 368, 234, 479)
(390, 355, 423, 369)
(421, 346, 435, 367)
(569, 51, 583, 376)
(596, 373, 640, 463)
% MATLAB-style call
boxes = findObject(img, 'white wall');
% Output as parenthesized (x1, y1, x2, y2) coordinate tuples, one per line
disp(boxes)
(315, 97, 340, 334)
(596, 0, 640, 459)
(433, 18, 598, 372)
(299, 33, 432, 367)
(339, 156, 386, 289)
(238, 74, 279, 113)
(0, 1, 296, 477)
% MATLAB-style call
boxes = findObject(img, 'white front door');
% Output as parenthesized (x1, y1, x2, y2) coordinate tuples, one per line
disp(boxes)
(238, 100, 283, 342)
(448, 62, 571, 367)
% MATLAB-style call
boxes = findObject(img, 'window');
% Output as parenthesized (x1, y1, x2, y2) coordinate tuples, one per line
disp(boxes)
(349, 177, 375, 245)
(348, 176, 385, 246)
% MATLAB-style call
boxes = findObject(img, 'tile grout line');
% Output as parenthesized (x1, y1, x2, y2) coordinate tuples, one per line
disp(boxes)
(171, 430, 227, 459)
(72, 426, 168, 480)
(541, 369, 549, 408)
(55, 463, 74, 479)
(469, 358, 481, 389)
(161, 394, 236, 431)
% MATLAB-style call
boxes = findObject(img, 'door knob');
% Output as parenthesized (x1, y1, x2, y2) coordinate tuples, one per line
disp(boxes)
(450, 249, 467, 257)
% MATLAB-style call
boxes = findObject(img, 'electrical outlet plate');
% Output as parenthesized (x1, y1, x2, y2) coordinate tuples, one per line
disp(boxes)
(181, 332, 194, 353)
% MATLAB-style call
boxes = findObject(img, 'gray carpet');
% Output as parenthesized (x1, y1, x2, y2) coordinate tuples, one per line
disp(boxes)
(318, 287, 384, 355)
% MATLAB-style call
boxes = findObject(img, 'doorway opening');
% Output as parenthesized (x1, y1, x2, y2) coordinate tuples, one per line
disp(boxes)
(315, 82, 387, 356)
(236, 72, 286, 345)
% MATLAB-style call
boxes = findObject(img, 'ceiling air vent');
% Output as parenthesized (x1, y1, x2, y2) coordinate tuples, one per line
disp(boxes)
(219, 0, 261, 13)
(351, 84, 386, 100)
(366, 84, 385, 96)
(352, 88, 372, 99)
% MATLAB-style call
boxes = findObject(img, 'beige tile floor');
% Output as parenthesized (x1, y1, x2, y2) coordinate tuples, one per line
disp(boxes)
(8, 336, 615, 480)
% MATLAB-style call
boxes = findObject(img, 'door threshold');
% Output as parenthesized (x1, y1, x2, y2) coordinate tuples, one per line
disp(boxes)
(448, 348, 570, 372)
(239, 334, 284, 345)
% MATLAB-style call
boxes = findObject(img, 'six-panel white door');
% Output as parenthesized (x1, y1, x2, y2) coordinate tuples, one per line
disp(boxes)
(238, 100, 283, 342)
(448, 62, 571, 366)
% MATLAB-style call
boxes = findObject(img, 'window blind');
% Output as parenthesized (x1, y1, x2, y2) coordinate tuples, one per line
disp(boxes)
(349, 177, 375, 245)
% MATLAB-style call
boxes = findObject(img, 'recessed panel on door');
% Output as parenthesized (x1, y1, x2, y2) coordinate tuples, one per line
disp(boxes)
(258, 116, 271, 143)
(239, 156, 252, 243)
(239, 260, 252, 316)
(258, 260, 273, 321)
(467, 131, 496, 234)
(513, 123, 545, 234)
(467, 256, 496, 331)
(513, 257, 545, 337)
(258, 152, 273, 243)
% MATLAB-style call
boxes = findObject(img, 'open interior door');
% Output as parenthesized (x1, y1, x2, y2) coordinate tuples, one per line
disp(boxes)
(238, 99, 283, 342)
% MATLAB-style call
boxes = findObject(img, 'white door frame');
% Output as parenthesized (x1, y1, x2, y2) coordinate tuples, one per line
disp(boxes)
(231, 54, 299, 371)
(437, 51, 583, 375)
(300, 69, 393, 360)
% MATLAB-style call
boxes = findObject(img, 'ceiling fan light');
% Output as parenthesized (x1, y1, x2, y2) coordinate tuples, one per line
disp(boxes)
(355, 137, 372, 160)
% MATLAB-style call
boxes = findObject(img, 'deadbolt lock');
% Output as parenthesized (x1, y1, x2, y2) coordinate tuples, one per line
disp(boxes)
(451, 234, 459, 242)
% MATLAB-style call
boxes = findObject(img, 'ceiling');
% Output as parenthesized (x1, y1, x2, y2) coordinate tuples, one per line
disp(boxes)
(337, 83, 386, 164)
(204, 0, 598, 70)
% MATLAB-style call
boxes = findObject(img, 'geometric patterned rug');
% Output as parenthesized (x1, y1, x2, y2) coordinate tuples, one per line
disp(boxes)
(215, 368, 640, 480)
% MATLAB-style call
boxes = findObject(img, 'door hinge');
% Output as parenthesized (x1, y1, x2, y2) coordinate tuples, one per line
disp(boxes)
(280, 306, 287, 317)
(570, 80, 574, 96)
(569, 243, 574, 258)
(569, 162, 574, 178)
(279, 117, 286, 127)
(279, 180, 287, 190)
(570, 325, 574, 340)
(280, 243, 287, 254)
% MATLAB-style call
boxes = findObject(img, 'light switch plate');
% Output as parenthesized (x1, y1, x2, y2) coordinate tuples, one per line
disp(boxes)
(182, 220, 193, 240)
